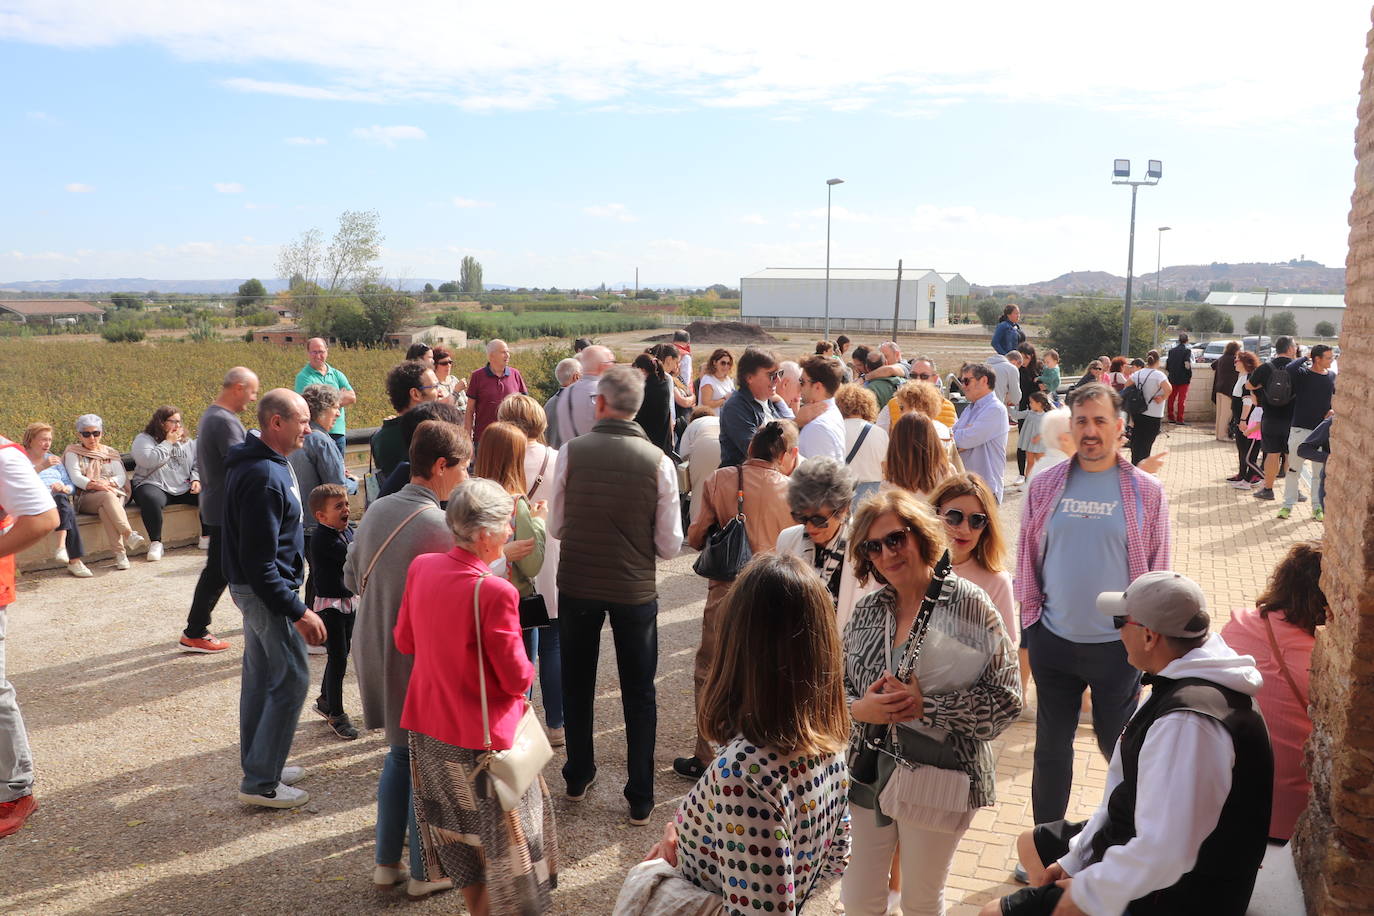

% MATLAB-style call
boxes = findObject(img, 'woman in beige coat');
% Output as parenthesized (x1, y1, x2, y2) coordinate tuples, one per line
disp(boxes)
(673, 419, 799, 780)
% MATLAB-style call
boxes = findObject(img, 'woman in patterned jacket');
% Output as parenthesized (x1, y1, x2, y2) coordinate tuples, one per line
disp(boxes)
(840, 488, 1021, 916)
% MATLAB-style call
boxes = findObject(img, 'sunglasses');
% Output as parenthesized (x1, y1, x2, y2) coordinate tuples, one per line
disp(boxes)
(79, 430, 102, 437)
(791, 510, 835, 528)
(857, 527, 913, 559)
(1112, 616, 1146, 630)
(913, 373, 935, 381)
(768, 370, 783, 381)
(959, 377, 974, 387)
(437, 359, 453, 366)
(940, 508, 988, 531)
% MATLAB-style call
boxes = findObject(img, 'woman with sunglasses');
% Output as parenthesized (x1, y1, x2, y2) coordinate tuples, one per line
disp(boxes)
(841, 488, 1021, 916)
(430, 346, 468, 417)
(63, 414, 145, 570)
(674, 419, 798, 781)
(696, 348, 735, 411)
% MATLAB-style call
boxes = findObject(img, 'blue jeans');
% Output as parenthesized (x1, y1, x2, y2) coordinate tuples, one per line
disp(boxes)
(0, 605, 33, 803)
(376, 744, 425, 876)
(522, 625, 564, 730)
(1024, 621, 1141, 824)
(559, 596, 658, 807)
(231, 586, 309, 796)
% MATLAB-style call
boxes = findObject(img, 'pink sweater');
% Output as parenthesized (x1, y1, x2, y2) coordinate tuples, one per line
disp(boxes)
(954, 560, 1017, 645)
(1220, 607, 1314, 840)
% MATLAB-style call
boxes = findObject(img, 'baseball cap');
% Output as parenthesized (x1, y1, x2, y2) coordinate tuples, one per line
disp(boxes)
(1096, 571, 1211, 638)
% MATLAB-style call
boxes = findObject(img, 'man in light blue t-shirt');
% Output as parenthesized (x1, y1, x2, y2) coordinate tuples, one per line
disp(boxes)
(293, 338, 356, 457)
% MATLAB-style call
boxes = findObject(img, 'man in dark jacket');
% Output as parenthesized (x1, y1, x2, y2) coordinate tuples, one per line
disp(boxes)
(1165, 333, 1194, 424)
(224, 388, 326, 809)
(990, 572, 1272, 916)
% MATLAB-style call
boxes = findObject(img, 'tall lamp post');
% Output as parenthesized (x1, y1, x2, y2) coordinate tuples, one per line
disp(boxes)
(1154, 226, 1171, 348)
(824, 178, 844, 342)
(1112, 159, 1162, 355)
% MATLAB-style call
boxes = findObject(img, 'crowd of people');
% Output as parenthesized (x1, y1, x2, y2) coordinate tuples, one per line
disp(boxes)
(0, 321, 1333, 916)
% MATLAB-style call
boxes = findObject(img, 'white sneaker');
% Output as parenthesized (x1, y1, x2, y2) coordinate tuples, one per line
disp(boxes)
(124, 531, 147, 553)
(114, 552, 130, 571)
(406, 877, 454, 898)
(1012, 475, 1026, 487)
(280, 765, 306, 786)
(67, 560, 93, 578)
(238, 782, 310, 809)
(146, 542, 164, 562)
(198, 534, 211, 550)
(54, 545, 69, 564)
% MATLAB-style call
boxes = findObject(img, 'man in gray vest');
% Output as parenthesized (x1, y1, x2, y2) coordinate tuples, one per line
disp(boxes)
(547, 365, 682, 825)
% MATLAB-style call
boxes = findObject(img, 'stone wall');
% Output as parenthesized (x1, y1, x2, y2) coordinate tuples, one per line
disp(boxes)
(1291, 10, 1374, 911)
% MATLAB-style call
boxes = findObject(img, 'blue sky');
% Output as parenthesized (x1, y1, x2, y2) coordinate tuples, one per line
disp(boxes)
(1, 2, 1367, 288)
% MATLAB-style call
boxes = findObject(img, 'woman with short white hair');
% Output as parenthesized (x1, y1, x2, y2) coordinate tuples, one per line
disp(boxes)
(396, 477, 558, 915)
(63, 414, 145, 569)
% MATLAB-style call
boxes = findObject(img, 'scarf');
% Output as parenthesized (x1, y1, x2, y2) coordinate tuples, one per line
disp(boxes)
(810, 531, 849, 606)
(63, 441, 122, 486)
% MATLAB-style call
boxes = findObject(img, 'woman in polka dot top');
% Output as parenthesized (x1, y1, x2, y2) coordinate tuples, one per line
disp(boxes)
(645, 553, 852, 914)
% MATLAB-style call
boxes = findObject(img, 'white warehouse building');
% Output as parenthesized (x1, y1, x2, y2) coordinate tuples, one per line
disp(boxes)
(740, 268, 953, 332)
(1203, 291, 1345, 338)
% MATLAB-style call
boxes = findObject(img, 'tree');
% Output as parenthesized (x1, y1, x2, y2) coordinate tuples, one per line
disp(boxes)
(437, 281, 461, 296)
(1187, 303, 1228, 333)
(1220, 316, 1235, 333)
(423, 282, 435, 294)
(1185, 288, 1204, 302)
(324, 209, 384, 292)
(1044, 301, 1153, 371)
(276, 229, 324, 289)
(1245, 314, 1265, 335)
(460, 256, 484, 295)
(1268, 311, 1298, 337)
(1209, 280, 1234, 292)
(109, 293, 142, 311)
(635, 288, 660, 300)
(974, 298, 1001, 329)
(298, 292, 363, 339)
(1314, 320, 1336, 337)
(236, 278, 266, 316)
(358, 283, 418, 341)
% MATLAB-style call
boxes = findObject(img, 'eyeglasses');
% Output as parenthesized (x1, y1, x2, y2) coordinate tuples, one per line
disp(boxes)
(1112, 616, 1147, 630)
(913, 373, 935, 381)
(791, 509, 836, 528)
(167, 419, 183, 427)
(940, 508, 988, 531)
(857, 527, 913, 559)
(437, 360, 453, 366)
(417, 384, 439, 392)
(768, 370, 783, 381)
(79, 430, 102, 437)
(959, 377, 974, 387)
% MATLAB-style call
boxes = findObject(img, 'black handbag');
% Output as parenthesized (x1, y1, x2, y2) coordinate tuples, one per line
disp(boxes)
(519, 592, 551, 630)
(850, 550, 953, 786)
(692, 465, 752, 581)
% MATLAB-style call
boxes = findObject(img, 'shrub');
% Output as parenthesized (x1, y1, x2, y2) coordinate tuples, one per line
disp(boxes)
(1314, 320, 1336, 338)
(187, 319, 218, 342)
(1187, 303, 1229, 333)
(101, 324, 147, 343)
(975, 298, 1002, 330)
(1245, 314, 1264, 335)
(1043, 301, 1153, 371)
(1268, 311, 1298, 337)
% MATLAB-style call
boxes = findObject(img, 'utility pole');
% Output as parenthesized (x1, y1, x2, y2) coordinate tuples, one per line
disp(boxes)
(635, 268, 639, 299)
(1260, 287, 1270, 337)
(891, 259, 903, 341)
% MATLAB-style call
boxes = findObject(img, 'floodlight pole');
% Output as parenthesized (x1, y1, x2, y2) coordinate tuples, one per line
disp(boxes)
(824, 178, 844, 341)
(1113, 162, 1161, 355)
(1154, 226, 1171, 349)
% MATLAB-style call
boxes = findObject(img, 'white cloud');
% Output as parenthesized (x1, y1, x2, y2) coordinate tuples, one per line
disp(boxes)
(285, 136, 327, 145)
(213, 182, 244, 193)
(452, 197, 493, 209)
(64, 182, 94, 193)
(0, 4, 1360, 127)
(739, 213, 767, 225)
(584, 203, 637, 222)
(351, 125, 427, 147)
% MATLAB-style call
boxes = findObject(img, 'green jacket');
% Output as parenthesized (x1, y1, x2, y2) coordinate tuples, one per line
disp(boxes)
(510, 495, 546, 597)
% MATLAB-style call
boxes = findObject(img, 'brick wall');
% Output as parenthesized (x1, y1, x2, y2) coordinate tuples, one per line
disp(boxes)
(1291, 11, 1374, 911)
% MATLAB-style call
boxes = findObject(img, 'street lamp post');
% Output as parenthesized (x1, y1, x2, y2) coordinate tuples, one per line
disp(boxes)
(1154, 226, 1171, 348)
(1112, 160, 1162, 355)
(824, 178, 844, 342)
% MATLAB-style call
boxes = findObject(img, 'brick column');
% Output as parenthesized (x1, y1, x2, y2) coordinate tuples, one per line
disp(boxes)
(1291, 10, 1374, 911)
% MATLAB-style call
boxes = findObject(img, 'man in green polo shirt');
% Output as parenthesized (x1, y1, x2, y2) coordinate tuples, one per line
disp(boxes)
(293, 338, 357, 456)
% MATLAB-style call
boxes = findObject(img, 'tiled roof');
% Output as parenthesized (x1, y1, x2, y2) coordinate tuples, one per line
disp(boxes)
(0, 299, 106, 317)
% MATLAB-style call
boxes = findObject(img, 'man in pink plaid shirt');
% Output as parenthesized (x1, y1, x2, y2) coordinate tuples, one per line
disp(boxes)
(1014, 382, 1171, 831)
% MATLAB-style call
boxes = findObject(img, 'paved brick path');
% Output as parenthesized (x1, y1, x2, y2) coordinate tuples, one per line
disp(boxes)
(0, 423, 1316, 914)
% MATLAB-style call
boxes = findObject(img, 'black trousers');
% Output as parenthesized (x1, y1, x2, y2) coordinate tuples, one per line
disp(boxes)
(131, 484, 200, 543)
(1129, 414, 1162, 465)
(52, 492, 85, 559)
(185, 523, 224, 639)
(316, 607, 355, 717)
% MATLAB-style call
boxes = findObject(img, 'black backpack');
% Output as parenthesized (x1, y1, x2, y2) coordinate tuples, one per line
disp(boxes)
(1121, 381, 1149, 416)
(1263, 362, 1295, 407)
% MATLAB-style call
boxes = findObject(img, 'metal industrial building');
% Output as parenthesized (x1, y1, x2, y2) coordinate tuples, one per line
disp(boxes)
(1203, 291, 1345, 337)
(740, 268, 955, 331)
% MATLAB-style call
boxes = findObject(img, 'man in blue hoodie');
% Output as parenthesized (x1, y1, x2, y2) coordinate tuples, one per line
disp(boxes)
(224, 388, 326, 809)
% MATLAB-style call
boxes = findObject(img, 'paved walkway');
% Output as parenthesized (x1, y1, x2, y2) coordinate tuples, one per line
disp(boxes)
(0, 423, 1318, 915)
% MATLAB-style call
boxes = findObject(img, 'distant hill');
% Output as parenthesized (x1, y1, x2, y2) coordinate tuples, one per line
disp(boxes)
(985, 261, 1346, 298)
(0, 277, 515, 295)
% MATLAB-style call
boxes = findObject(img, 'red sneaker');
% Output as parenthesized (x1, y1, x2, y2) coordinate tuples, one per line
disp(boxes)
(0, 795, 38, 838)
(179, 634, 231, 653)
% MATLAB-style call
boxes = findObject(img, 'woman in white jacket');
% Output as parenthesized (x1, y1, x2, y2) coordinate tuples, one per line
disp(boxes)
(131, 405, 200, 562)
(775, 457, 878, 634)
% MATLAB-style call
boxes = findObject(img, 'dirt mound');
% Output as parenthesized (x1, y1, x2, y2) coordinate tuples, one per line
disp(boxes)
(644, 320, 777, 346)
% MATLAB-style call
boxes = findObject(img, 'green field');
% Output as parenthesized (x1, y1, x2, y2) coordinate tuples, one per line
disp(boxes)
(0, 339, 505, 452)
(434, 309, 661, 341)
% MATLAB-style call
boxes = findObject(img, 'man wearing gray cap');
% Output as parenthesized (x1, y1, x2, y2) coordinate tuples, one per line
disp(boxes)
(986, 571, 1273, 916)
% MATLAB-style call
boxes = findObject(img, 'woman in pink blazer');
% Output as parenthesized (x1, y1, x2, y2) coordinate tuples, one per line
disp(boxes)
(395, 478, 557, 914)
(1220, 540, 1325, 842)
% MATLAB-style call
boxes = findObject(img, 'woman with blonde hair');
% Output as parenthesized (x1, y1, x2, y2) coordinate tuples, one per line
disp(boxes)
(842, 488, 1020, 915)
(835, 383, 889, 498)
(638, 553, 852, 914)
(21, 422, 91, 577)
(63, 414, 145, 569)
(882, 412, 950, 498)
(495, 395, 565, 745)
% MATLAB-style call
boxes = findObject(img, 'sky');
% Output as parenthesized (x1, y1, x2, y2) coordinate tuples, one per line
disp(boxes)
(1, 2, 1368, 289)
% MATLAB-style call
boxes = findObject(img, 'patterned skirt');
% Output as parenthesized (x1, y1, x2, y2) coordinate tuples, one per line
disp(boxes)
(409, 731, 558, 914)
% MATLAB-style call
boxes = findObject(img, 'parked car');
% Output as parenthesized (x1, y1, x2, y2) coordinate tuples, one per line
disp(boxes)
(1197, 340, 1231, 365)
(1242, 335, 1273, 359)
